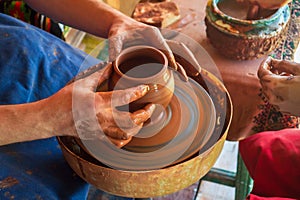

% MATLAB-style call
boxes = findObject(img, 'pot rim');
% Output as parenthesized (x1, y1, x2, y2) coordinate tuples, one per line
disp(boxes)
(113, 45, 169, 83)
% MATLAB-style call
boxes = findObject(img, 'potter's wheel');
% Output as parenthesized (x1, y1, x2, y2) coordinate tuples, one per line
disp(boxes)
(80, 73, 216, 170)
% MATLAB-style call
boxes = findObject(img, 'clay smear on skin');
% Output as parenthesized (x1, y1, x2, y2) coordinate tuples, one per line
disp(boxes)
(0, 177, 19, 189)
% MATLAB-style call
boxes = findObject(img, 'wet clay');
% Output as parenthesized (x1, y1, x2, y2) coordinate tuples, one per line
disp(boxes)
(111, 46, 174, 111)
(217, 0, 249, 19)
(217, 0, 276, 20)
(0, 177, 19, 189)
(119, 56, 163, 78)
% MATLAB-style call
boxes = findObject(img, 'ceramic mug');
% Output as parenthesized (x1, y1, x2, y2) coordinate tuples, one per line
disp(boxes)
(110, 45, 175, 112)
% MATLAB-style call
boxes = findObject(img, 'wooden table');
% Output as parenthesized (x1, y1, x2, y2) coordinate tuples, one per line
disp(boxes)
(171, 0, 287, 141)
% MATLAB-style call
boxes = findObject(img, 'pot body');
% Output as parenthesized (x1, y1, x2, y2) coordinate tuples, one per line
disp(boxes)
(205, 0, 291, 60)
(110, 45, 174, 111)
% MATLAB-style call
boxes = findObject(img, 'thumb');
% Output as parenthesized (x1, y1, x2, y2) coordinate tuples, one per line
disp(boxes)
(78, 62, 113, 90)
(109, 34, 124, 62)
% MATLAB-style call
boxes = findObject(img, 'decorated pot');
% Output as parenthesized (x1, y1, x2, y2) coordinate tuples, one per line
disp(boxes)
(205, 0, 291, 60)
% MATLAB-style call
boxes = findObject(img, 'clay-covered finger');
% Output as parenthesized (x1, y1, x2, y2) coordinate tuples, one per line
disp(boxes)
(136, 26, 169, 51)
(135, 27, 179, 71)
(131, 103, 156, 125)
(271, 59, 300, 76)
(108, 34, 124, 62)
(111, 110, 139, 128)
(103, 124, 143, 140)
(105, 104, 155, 131)
(121, 124, 144, 138)
(176, 62, 189, 82)
(166, 40, 201, 77)
(258, 57, 300, 116)
(104, 135, 132, 148)
(109, 27, 161, 61)
(258, 57, 300, 79)
(258, 57, 284, 78)
(164, 51, 179, 71)
(102, 85, 150, 106)
(103, 126, 129, 140)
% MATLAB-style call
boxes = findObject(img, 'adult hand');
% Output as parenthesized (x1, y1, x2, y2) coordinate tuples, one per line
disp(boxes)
(165, 39, 201, 78)
(47, 62, 155, 142)
(108, 18, 197, 81)
(258, 57, 300, 116)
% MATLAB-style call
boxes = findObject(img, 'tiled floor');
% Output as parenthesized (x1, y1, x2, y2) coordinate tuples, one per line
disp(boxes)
(196, 141, 238, 200)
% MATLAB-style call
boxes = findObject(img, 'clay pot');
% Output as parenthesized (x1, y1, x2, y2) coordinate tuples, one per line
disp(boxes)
(205, 0, 291, 60)
(110, 45, 174, 111)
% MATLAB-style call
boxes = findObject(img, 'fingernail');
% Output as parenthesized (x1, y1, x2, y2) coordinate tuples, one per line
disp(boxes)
(148, 103, 156, 114)
(141, 85, 150, 95)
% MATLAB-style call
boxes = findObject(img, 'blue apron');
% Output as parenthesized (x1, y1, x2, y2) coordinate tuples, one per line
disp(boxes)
(0, 13, 119, 200)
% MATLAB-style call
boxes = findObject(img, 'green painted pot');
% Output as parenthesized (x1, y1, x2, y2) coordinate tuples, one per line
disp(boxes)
(205, 0, 291, 60)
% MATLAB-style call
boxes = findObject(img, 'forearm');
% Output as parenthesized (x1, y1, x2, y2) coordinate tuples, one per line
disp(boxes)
(24, 0, 136, 38)
(0, 100, 60, 146)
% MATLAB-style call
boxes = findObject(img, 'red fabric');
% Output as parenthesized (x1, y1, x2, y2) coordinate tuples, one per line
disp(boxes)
(239, 128, 300, 199)
(247, 194, 298, 200)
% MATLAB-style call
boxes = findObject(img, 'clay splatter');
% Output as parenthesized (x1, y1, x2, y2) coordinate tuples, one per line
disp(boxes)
(0, 177, 19, 189)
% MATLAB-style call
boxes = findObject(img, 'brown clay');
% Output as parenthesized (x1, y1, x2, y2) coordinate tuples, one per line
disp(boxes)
(110, 45, 175, 111)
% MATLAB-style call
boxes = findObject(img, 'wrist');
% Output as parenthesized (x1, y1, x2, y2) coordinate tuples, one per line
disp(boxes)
(109, 12, 147, 37)
(40, 88, 78, 138)
(0, 100, 56, 145)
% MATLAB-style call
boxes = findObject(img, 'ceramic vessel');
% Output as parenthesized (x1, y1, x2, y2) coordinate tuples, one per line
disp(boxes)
(110, 45, 174, 111)
(205, 0, 291, 60)
(57, 67, 233, 198)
